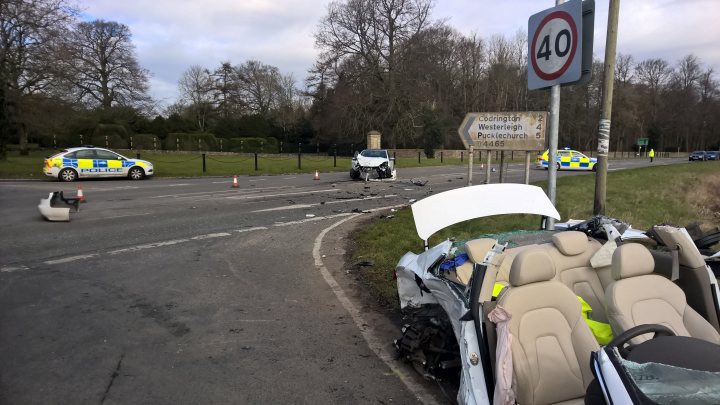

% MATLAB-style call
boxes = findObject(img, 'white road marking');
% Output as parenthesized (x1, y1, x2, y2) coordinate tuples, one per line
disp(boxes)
(0, 265, 29, 273)
(44, 254, 99, 265)
(88, 212, 152, 221)
(150, 189, 244, 199)
(325, 196, 380, 205)
(108, 239, 189, 255)
(273, 213, 354, 226)
(253, 204, 316, 212)
(234, 226, 268, 233)
(226, 189, 337, 200)
(167, 183, 191, 187)
(313, 207, 436, 405)
(191, 232, 232, 240)
(19, 213, 377, 270)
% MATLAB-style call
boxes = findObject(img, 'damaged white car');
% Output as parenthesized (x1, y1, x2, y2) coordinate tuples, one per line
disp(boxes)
(394, 183, 720, 404)
(350, 149, 396, 181)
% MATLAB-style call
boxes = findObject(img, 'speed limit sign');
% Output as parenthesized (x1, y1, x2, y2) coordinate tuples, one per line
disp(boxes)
(528, 0, 583, 90)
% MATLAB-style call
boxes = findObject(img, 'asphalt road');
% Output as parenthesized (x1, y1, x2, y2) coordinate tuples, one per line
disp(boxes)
(0, 157, 686, 404)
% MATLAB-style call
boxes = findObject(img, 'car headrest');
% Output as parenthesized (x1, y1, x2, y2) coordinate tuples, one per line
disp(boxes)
(612, 243, 655, 280)
(551, 231, 588, 256)
(509, 249, 556, 287)
(464, 238, 497, 264)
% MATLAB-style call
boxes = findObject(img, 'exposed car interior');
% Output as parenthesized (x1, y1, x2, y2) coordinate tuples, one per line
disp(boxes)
(432, 225, 720, 403)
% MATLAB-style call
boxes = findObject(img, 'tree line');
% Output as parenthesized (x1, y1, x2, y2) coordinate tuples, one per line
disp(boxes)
(1, 0, 718, 160)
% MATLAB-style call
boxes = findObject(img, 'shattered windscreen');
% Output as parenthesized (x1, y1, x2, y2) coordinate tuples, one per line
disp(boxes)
(621, 359, 720, 404)
(451, 230, 555, 251)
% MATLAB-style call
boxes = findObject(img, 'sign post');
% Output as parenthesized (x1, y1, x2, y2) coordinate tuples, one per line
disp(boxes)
(528, 0, 584, 229)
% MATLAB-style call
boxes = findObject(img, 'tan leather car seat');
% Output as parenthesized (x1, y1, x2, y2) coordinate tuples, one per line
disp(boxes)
(546, 231, 611, 322)
(454, 238, 497, 285)
(498, 248, 600, 405)
(605, 243, 720, 345)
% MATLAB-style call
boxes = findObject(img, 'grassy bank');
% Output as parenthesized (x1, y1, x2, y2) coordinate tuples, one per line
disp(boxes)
(353, 162, 720, 306)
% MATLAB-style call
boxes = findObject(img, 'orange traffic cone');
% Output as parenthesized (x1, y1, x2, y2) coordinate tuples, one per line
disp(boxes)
(313, 170, 320, 180)
(231, 175, 239, 188)
(76, 185, 86, 203)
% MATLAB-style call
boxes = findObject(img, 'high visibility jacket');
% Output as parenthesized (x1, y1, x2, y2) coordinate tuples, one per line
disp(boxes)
(649, 149, 655, 157)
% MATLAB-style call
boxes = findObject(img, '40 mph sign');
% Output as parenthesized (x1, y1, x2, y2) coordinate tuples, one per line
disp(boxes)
(528, 0, 583, 90)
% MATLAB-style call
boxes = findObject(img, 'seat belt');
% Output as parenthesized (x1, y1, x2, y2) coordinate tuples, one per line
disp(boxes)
(671, 246, 680, 281)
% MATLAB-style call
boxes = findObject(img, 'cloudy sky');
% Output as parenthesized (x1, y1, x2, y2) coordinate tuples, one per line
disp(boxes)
(80, 0, 720, 108)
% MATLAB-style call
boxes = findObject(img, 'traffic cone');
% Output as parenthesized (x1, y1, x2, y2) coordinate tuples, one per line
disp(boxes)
(313, 170, 320, 180)
(231, 175, 239, 188)
(76, 185, 86, 203)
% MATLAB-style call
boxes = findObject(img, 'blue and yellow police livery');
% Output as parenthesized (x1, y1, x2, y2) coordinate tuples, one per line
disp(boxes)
(536, 148, 597, 171)
(44, 146, 154, 182)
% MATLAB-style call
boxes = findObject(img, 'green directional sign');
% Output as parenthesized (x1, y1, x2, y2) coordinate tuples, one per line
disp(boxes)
(637, 138, 649, 146)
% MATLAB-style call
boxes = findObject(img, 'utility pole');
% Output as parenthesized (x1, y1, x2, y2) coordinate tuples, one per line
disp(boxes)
(593, 0, 620, 215)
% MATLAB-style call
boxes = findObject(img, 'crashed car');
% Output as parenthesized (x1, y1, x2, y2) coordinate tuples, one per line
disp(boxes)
(350, 149, 396, 181)
(394, 183, 720, 404)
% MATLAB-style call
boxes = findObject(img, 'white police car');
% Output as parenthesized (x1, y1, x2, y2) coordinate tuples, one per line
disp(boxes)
(43, 146, 154, 182)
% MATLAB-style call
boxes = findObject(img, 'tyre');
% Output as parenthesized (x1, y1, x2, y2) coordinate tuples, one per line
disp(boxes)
(128, 167, 145, 180)
(59, 168, 78, 182)
(556, 162, 561, 171)
(592, 164, 597, 172)
(350, 169, 360, 180)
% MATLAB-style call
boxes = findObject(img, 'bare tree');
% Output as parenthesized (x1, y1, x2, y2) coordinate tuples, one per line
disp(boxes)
(234, 60, 281, 116)
(615, 53, 633, 86)
(314, 0, 433, 147)
(0, 0, 77, 156)
(65, 19, 150, 109)
(635, 58, 672, 93)
(178, 65, 214, 131)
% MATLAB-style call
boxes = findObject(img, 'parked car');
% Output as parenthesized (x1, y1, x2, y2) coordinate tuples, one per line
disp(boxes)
(44, 146, 154, 182)
(350, 149, 396, 181)
(394, 184, 720, 404)
(536, 148, 597, 171)
(689, 150, 706, 161)
(705, 151, 718, 161)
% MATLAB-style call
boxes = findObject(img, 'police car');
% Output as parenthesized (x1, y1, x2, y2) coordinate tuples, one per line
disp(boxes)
(43, 146, 154, 182)
(536, 148, 597, 171)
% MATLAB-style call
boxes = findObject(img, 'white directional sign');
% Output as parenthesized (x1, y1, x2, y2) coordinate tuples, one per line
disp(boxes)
(457, 112, 548, 151)
(528, 0, 582, 90)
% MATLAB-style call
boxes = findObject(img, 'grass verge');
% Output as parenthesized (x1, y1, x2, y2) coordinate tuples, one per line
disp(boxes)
(0, 150, 489, 178)
(352, 162, 720, 306)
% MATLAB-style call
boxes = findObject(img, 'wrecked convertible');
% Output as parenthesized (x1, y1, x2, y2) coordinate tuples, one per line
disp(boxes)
(350, 149, 396, 181)
(394, 183, 720, 404)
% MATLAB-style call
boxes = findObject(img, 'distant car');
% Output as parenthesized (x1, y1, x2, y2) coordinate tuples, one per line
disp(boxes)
(44, 146, 154, 182)
(689, 151, 706, 161)
(536, 148, 597, 171)
(705, 151, 718, 161)
(350, 149, 396, 180)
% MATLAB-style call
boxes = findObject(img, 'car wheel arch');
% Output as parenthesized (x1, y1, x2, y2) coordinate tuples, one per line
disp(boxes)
(128, 166, 145, 180)
(59, 168, 78, 182)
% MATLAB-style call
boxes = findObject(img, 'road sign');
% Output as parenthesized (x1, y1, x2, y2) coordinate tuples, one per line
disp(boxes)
(637, 138, 649, 146)
(528, 0, 583, 90)
(458, 112, 548, 151)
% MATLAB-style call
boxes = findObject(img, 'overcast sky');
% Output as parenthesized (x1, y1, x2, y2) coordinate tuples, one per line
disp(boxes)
(80, 0, 720, 109)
